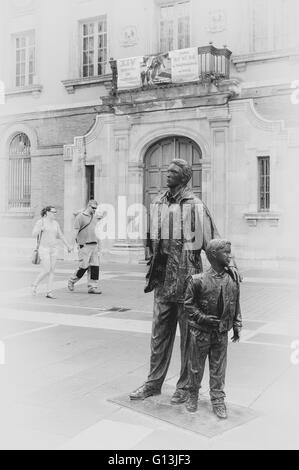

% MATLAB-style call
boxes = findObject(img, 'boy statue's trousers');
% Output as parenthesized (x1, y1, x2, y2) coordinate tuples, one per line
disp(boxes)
(189, 328, 228, 405)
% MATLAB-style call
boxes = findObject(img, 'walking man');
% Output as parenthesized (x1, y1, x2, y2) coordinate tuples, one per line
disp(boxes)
(68, 200, 103, 294)
(130, 159, 222, 404)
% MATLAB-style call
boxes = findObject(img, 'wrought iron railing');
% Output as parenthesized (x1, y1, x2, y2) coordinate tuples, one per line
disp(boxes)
(198, 44, 231, 81)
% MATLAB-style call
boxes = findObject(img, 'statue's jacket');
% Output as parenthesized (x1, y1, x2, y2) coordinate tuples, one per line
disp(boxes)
(145, 187, 219, 303)
(184, 269, 242, 333)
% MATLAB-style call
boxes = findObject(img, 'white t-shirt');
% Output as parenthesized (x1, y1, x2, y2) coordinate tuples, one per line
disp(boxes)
(32, 219, 63, 249)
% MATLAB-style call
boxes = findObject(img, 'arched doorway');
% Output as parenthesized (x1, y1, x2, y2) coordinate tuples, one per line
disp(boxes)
(144, 136, 202, 212)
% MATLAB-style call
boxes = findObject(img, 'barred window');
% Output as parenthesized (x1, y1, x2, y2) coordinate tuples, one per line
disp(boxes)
(9, 134, 31, 210)
(14, 31, 35, 87)
(160, 2, 190, 53)
(81, 17, 108, 78)
(258, 157, 270, 211)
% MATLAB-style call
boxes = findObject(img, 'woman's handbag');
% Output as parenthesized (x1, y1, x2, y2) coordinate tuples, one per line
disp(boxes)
(32, 226, 43, 265)
(32, 247, 41, 265)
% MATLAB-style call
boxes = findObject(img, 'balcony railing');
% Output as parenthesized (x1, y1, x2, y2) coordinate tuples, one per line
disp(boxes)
(109, 44, 232, 95)
(198, 44, 231, 80)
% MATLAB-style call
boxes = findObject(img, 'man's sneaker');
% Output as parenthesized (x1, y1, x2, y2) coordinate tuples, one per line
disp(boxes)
(129, 384, 161, 401)
(88, 288, 102, 294)
(46, 292, 56, 300)
(68, 280, 75, 292)
(185, 391, 199, 413)
(171, 389, 189, 405)
(212, 403, 227, 419)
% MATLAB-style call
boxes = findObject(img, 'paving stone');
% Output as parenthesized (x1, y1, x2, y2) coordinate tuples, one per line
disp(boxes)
(60, 419, 153, 450)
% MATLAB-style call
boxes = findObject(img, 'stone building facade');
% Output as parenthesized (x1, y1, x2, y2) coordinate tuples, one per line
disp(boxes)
(0, 0, 299, 263)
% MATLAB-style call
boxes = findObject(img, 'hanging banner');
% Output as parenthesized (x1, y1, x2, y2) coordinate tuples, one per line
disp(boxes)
(140, 53, 172, 86)
(168, 47, 199, 83)
(117, 56, 143, 90)
(116, 48, 200, 90)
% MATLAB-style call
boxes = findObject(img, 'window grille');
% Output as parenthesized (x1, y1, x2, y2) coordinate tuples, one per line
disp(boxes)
(258, 156, 270, 211)
(9, 134, 31, 210)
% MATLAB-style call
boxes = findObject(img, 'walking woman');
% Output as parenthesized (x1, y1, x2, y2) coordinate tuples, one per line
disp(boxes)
(32, 206, 72, 299)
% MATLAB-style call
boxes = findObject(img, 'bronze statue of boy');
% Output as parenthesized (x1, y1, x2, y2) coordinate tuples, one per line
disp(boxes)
(184, 239, 242, 419)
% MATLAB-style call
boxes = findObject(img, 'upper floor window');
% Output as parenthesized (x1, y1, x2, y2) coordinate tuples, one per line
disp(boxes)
(80, 16, 108, 78)
(278, 0, 298, 49)
(251, 0, 270, 52)
(14, 31, 35, 87)
(251, 0, 299, 53)
(258, 156, 270, 211)
(9, 134, 31, 210)
(159, 1, 191, 53)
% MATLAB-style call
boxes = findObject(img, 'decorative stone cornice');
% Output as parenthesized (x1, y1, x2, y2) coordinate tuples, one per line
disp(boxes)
(232, 47, 299, 72)
(235, 80, 296, 100)
(6, 84, 43, 98)
(0, 211, 34, 219)
(216, 78, 241, 97)
(207, 107, 232, 126)
(62, 75, 112, 94)
(63, 114, 115, 161)
(102, 79, 240, 115)
(244, 212, 281, 227)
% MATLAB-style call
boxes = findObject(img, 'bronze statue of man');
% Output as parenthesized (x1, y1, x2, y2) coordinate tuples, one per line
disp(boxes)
(130, 158, 223, 404)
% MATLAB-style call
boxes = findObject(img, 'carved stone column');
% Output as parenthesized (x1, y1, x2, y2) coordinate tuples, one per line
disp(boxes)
(201, 161, 212, 208)
(63, 139, 86, 244)
(111, 152, 145, 262)
(208, 112, 231, 236)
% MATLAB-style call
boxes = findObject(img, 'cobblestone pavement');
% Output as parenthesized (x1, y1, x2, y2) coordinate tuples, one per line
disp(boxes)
(0, 261, 298, 450)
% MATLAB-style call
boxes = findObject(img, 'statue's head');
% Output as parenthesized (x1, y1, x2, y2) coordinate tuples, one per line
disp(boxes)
(167, 159, 192, 189)
(206, 239, 232, 268)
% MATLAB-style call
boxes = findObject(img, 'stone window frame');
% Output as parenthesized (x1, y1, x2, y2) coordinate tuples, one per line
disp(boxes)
(62, 15, 111, 94)
(12, 30, 36, 88)
(6, 29, 42, 98)
(158, 0, 191, 53)
(0, 125, 38, 218)
(257, 155, 270, 212)
(244, 152, 280, 227)
(249, 0, 298, 54)
(79, 15, 109, 79)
